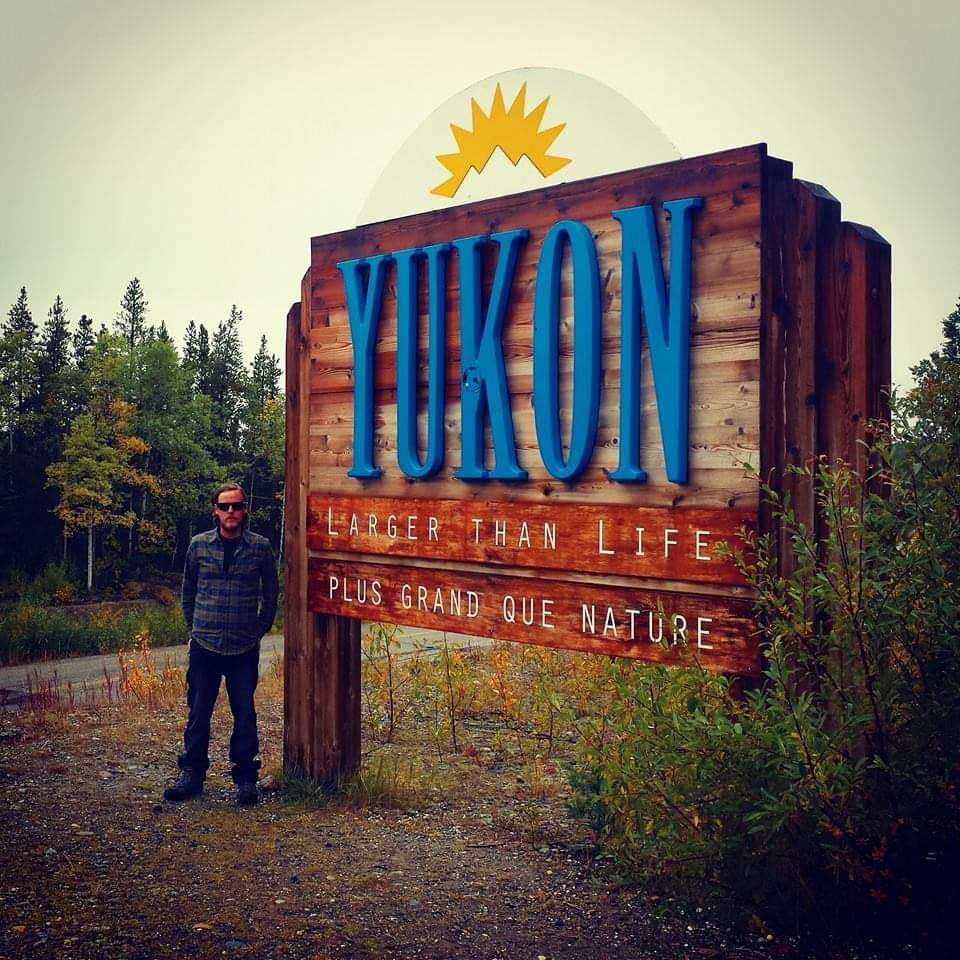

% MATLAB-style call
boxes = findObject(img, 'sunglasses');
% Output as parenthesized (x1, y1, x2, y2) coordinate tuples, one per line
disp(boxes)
(216, 501, 246, 512)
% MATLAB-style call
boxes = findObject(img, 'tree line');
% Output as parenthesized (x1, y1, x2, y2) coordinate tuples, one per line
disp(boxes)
(0, 279, 284, 590)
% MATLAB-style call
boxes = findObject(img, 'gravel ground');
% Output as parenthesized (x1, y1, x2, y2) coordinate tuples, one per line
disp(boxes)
(0, 675, 790, 960)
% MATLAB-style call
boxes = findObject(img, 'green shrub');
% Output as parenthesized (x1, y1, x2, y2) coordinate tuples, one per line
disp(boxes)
(125, 603, 186, 649)
(0, 568, 30, 603)
(568, 317, 960, 956)
(32, 561, 79, 602)
(0, 561, 79, 605)
(0, 600, 187, 664)
(0, 601, 97, 661)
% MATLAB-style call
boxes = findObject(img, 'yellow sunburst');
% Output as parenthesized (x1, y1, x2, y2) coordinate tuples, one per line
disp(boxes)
(431, 82, 571, 198)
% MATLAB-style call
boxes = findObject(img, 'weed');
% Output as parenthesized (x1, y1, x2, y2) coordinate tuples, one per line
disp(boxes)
(117, 631, 185, 708)
(278, 749, 432, 812)
(341, 753, 424, 808)
(277, 769, 334, 809)
(518, 754, 565, 801)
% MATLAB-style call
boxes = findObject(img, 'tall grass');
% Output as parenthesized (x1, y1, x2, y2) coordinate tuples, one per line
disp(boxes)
(0, 600, 186, 665)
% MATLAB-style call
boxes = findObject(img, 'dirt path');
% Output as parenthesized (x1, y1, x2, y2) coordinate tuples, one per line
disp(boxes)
(0, 679, 786, 960)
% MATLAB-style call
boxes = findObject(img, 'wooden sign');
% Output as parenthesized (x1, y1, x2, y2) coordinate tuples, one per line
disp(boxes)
(285, 144, 890, 783)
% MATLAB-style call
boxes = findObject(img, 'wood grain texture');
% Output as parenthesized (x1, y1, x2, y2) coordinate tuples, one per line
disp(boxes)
(285, 144, 892, 780)
(760, 165, 891, 572)
(284, 290, 309, 774)
(817, 222, 892, 474)
(762, 176, 842, 572)
(284, 279, 363, 784)
(306, 145, 765, 510)
(308, 557, 761, 674)
(312, 612, 361, 788)
(307, 493, 755, 586)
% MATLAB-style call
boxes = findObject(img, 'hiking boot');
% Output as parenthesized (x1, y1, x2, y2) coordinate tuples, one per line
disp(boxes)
(236, 781, 259, 806)
(163, 769, 203, 802)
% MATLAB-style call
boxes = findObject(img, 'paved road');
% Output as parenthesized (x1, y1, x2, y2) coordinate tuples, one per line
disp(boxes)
(0, 626, 488, 709)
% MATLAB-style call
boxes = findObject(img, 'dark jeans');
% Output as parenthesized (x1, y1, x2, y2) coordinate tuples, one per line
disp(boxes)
(178, 640, 261, 784)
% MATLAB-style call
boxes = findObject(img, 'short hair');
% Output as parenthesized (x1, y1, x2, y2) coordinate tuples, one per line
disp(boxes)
(211, 481, 249, 529)
(211, 481, 247, 507)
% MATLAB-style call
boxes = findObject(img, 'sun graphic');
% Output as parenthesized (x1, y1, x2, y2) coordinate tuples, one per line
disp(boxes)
(431, 82, 571, 198)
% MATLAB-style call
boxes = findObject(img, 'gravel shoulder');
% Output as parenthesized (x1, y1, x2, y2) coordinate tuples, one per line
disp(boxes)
(0, 667, 786, 960)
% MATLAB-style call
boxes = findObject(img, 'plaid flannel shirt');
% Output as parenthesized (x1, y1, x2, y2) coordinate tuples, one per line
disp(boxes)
(181, 528, 279, 655)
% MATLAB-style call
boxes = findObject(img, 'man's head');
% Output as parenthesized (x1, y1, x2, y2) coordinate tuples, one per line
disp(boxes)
(211, 482, 248, 538)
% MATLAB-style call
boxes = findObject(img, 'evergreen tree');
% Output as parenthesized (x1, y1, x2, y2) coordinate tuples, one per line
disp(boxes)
(194, 323, 211, 395)
(182, 319, 200, 386)
(39, 295, 70, 376)
(0, 280, 290, 581)
(913, 298, 960, 382)
(242, 395, 285, 539)
(208, 306, 249, 458)
(73, 313, 95, 369)
(115, 278, 149, 351)
(131, 337, 216, 558)
(36, 295, 73, 459)
(250, 334, 282, 405)
(0, 288, 45, 568)
(183, 319, 198, 363)
(0, 287, 39, 453)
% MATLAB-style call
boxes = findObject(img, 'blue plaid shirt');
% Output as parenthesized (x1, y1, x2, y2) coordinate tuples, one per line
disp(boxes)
(182, 528, 279, 655)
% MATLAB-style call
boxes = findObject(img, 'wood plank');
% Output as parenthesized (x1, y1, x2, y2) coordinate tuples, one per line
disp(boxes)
(306, 410, 759, 459)
(308, 324, 761, 392)
(308, 557, 760, 674)
(309, 236, 761, 315)
(283, 289, 312, 775)
(312, 612, 361, 789)
(307, 494, 755, 585)
(308, 284, 760, 353)
(766, 179, 841, 574)
(308, 460, 758, 508)
(817, 222, 892, 474)
(758, 155, 793, 559)
(287, 274, 364, 785)
(308, 368, 760, 423)
(309, 548, 756, 599)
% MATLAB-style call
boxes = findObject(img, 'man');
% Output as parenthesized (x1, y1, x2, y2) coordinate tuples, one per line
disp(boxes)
(164, 482, 279, 806)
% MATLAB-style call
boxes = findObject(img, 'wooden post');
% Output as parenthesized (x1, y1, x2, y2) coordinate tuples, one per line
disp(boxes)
(817, 222, 892, 474)
(284, 276, 362, 787)
(758, 159, 889, 696)
(312, 612, 361, 787)
(283, 296, 310, 775)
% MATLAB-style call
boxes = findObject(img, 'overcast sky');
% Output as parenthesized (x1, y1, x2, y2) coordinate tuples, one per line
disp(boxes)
(2, 0, 957, 388)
